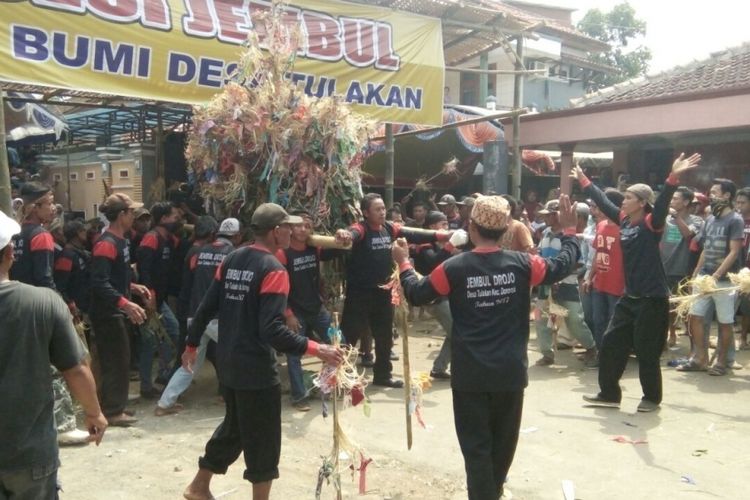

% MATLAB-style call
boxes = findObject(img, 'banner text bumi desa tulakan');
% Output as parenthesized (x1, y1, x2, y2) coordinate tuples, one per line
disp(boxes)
(0, 0, 445, 126)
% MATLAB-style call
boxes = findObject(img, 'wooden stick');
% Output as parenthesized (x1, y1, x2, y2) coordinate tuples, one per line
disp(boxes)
(331, 313, 342, 500)
(307, 234, 352, 250)
(399, 307, 413, 450)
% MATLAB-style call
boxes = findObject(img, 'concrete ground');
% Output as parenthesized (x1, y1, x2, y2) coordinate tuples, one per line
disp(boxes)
(60, 315, 750, 499)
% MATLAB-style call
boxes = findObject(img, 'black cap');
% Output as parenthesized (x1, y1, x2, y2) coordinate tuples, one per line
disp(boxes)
(425, 210, 448, 226)
(250, 203, 304, 230)
(20, 181, 51, 204)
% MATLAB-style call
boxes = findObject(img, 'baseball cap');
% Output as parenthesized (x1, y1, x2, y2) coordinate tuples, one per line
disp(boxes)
(437, 194, 457, 206)
(250, 203, 303, 231)
(470, 196, 510, 231)
(100, 193, 143, 216)
(20, 181, 51, 204)
(537, 199, 560, 215)
(425, 210, 448, 226)
(460, 196, 475, 208)
(0, 210, 21, 250)
(218, 217, 241, 236)
(194, 216, 219, 238)
(626, 183, 655, 206)
(134, 207, 151, 219)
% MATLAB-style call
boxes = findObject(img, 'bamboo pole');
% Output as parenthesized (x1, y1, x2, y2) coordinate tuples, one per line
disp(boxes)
(0, 90, 11, 216)
(399, 307, 413, 450)
(331, 313, 343, 500)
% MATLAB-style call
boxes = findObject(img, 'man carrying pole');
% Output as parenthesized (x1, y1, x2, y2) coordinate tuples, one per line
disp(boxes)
(392, 195, 581, 500)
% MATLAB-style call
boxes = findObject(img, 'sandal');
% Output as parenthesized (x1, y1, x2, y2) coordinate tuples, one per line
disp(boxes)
(708, 365, 727, 376)
(676, 360, 707, 372)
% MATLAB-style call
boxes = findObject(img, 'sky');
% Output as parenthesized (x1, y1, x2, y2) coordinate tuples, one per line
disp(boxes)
(557, 0, 750, 73)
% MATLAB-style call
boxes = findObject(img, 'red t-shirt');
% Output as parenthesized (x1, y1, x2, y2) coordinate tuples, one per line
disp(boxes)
(593, 220, 624, 297)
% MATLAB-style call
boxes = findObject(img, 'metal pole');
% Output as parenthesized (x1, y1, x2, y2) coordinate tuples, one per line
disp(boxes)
(0, 90, 11, 215)
(511, 36, 525, 200)
(385, 123, 394, 208)
(66, 136, 72, 211)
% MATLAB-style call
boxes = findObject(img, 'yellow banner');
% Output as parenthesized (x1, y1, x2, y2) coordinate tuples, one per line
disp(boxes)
(0, 0, 444, 125)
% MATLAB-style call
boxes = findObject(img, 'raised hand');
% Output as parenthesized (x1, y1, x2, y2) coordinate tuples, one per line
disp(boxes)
(557, 195, 577, 229)
(570, 165, 586, 182)
(671, 153, 701, 175)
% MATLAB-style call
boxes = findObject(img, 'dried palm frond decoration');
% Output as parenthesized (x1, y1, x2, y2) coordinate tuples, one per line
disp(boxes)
(185, 5, 375, 233)
(670, 269, 750, 321)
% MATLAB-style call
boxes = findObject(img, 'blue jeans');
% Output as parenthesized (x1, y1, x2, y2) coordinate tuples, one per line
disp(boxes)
(139, 302, 180, 392)
(580, 287, 595, 336)
(536, 299, 595, 358)
(592, 291, 620, 351)
(287, 308, 332, 402)
(0, 463, 58, 500)
(423, 300, 453, 372)
(699, 300, 736, 365)
(157, 319, 219, 409)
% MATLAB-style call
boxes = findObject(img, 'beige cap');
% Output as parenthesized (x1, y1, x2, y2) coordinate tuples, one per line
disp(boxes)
(250, 203, 303, 230)
(626, 183, 655, 206)
(537, 199, 560, 215)
(470, 196, 510, 231)
(100, 193, 143, 216)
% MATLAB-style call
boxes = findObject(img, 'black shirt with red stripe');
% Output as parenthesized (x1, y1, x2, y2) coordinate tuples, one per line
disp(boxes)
(412, 242, 453, 276)
(345, 221, 444, 290)
(582, 175, 678, 298)
(10, 223, 56, 289)
(399, 234, 580, 392)
(275, 242, 340, 318)
(54, 245, 91, 313)
(90, 230, 132, 316)
(136, 226, 177, 305)
(186, 244, 315, 391)
(180, 238, 234, 317)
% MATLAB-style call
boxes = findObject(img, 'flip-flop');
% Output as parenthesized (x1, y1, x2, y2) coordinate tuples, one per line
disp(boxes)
(708, 365, 727, 376)
(676, 360, 707, 372)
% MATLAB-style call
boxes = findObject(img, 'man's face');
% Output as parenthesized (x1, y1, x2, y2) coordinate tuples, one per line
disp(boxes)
(120, 208, 136, 231)
(670, 192, 689, 211)
(459, 204, 472, 220)
(365, 198, 386, 225)
(440, 203, 456, 217)
(621, 191, 645, 216)
(735, 195, 750, 216)
(429, 220, 449, 231)
(413, 205, 426, 222)
(709, 184, 729, 203)
(542, 212, 557, 227)
(34, 193, 56, 224)
(133, 216, 151, 233)
(291, 218, 312, 243)
(161, 207, 180, 225)
(526, 191, 537, 203)
(274, 223, 293, 249)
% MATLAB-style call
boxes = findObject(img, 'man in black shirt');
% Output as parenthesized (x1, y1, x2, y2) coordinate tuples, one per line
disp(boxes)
(393, 195, 581, 500)
(335, 193, 451, 388)
(10, 181, 57, 288)
(572, 153, 701, 412)
(182, 203, 342, 500)
(156, 217, 237, 416)
(90, 194, 150, 427)
(275, 211, 340, 411)
(136, 202, 182, 398)
(54, 220, 91, 319)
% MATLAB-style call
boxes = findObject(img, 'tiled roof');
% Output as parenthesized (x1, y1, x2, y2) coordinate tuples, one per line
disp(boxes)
(571, 43, 750, 107)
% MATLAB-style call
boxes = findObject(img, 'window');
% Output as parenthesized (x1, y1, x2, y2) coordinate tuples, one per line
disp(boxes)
(53, 173, 62, 182)
(86, 171, 96, 181)
(69, 172, 79, 181)
(119, 169, 129, 179)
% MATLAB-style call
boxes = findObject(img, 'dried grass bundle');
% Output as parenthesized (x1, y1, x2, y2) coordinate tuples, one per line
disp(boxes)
(185, 6, 374, 233)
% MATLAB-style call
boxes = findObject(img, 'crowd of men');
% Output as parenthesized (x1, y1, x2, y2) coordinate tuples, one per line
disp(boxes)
(3, 152, 750, 499)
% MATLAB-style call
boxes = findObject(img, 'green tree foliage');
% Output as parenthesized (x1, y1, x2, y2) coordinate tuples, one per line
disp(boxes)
(577, 2, 652, 88)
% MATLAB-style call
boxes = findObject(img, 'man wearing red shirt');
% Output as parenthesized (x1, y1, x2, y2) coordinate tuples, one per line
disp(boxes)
(734, 187, 750, 349)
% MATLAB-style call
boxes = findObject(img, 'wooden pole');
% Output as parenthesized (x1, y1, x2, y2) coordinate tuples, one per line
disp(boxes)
(370, 109, 526, 142)
(399, 307, 413, 450)
(511, 35, 525, 200)
(331, 313, 342, 500)
(0, 90, 11, 216)
(385, 124, 394, 208)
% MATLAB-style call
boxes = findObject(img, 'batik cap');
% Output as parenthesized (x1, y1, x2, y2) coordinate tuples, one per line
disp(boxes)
(470, 196, 510, 231)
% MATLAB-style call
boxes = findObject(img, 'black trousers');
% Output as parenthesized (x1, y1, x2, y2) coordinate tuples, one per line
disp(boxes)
(199, 385, 281, 484)
(90, 312, 131, 417)
(598, 296, 669, 404)
(452, 390, 524, 500)
(341, 287, 394, 381)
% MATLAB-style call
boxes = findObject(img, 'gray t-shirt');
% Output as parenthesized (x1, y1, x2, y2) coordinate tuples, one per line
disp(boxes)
(0, 281, 85, 472)
(660, 214, 703, 278)
(698, 212, 745, 277)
